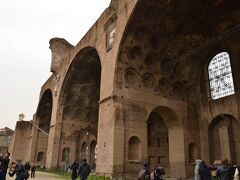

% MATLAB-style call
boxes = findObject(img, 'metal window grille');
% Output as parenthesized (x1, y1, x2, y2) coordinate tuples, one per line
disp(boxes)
(208, 52, 235, 100)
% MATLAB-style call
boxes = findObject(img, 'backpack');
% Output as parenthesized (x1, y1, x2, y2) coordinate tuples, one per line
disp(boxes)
(80, 164, 91, 176)
(138, 169, 150, 180)
(23, 171, 30, 180)
(154, 168, 165, 180)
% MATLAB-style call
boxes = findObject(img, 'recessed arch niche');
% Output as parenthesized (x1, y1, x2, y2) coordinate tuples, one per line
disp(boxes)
(60, 47, 101, 162)
(35, 89, 53, 165)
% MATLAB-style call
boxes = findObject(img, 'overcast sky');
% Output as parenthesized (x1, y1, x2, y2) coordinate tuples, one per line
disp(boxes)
(0, 0, 111, 130)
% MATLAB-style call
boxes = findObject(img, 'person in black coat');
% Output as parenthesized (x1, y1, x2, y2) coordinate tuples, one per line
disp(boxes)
(216, 158, 235, 180)
(0, 152, 10, 180)
(199, 161, 216, 180)
(78, 159, 91, 180)
(70, 160, 79, 180)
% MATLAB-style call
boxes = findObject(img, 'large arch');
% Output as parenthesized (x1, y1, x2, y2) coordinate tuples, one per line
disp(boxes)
(114, 0, 240, 177)
(35, 89, 53, 166)
(115, 0, 240, 99)
(209, 114, 240, 165)
(59, 47, 101, 166)
(146, 107, 184, 176)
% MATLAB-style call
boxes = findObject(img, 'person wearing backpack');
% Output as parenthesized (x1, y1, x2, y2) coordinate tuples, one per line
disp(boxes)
(70, 160, 79, 180)
(138, 162, 150, 180)
(150, 165, 165, 180)
(154, 166, 165, 180)
(78, 159, 91, 180)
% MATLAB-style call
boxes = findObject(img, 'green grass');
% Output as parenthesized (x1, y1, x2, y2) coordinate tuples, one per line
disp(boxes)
(87, 176, 111, 180)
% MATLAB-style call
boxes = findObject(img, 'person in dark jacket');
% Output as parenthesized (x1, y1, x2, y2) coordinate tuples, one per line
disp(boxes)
(23, 161, 30, 179)
(78, 159, 91, 180)
(15, 163, 25, 180)
(70, 160, 79, 180)
(24, 162, 30, 172)
(0, 152, 10, 180)
(199, 161, 216, 180)
(8, 162, 25, 180)
(216, 158, 235, 180)
(30, 161, 36, 178)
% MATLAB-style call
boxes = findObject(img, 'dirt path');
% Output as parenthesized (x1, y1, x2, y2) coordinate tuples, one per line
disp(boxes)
(7, 171, 66, 180)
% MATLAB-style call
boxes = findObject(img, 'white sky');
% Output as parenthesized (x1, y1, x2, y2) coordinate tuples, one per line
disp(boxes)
(0, 0, 111, 130)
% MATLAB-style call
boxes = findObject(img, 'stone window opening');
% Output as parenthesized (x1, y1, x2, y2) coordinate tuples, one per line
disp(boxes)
(104, 15, 117, 52)
(37, 152, 44, 162)
(208, 52, 235, 100)
(62, 147, 70, 162)
(106, 28, 116, 51)
(82, 142, 88, 160)
(128, 136, 141, 162)
(90, 140, 97, 169)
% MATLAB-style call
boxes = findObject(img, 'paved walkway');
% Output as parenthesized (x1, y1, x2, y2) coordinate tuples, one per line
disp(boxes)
(7, 171, 66, 180)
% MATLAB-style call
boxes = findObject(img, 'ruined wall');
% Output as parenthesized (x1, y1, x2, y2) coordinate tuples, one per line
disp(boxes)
(10, 121, 32, 163)
(12, 0, 240, 178)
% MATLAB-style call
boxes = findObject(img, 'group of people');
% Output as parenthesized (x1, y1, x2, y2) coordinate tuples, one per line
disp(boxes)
(70, 159, 91, 180)
(138, 163, 165, 180)
(8, 161, 36, 180)
(0, 152, 36, 180)
(137, 157, 239, 180)
(195, 158, 239, 180)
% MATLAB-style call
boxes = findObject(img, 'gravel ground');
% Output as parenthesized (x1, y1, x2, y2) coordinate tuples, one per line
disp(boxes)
(7, 171, 66, 180)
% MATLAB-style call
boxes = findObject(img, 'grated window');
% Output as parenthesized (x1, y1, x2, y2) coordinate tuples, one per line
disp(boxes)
(208, 52, 235, 100)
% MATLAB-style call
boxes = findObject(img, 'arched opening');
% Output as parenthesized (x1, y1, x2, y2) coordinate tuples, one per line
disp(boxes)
(208, 52, 235, 100)
(35, 89, 53, 165)
(62, 147, 70, 162)
(128, 136, 141, 161)
(189, 143, 197, 164)
(81, 142, 88, 160)
(90, 140, 97, 169)
(116, 0, 240, 102)
(147, 111, 169, 170)
(37, 152, 44, 162)
(60, 47, 101, 162)
(146, 107, 183, 176)
(209, 114, 240, 165)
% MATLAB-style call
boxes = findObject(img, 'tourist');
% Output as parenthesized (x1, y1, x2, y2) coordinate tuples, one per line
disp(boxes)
(234, 166, 239, 180)
(30, 161, 36, 178)
(216, 158, 235, 180)
(194, 159, 202, 180)
(8, 162, 17, 178)
(24, 161, 30, 179)
(0, 152, 10, 180)
(150, 165, 165, 180)
(78, 159, 91, 180)
(15, 162, 26, 180)
(24, 162, 30, 172)
(9, 162, 25, 180)
(138, 162, 150, 180)
(70, 160, 79, 180)
(199, 161, 216, 180)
